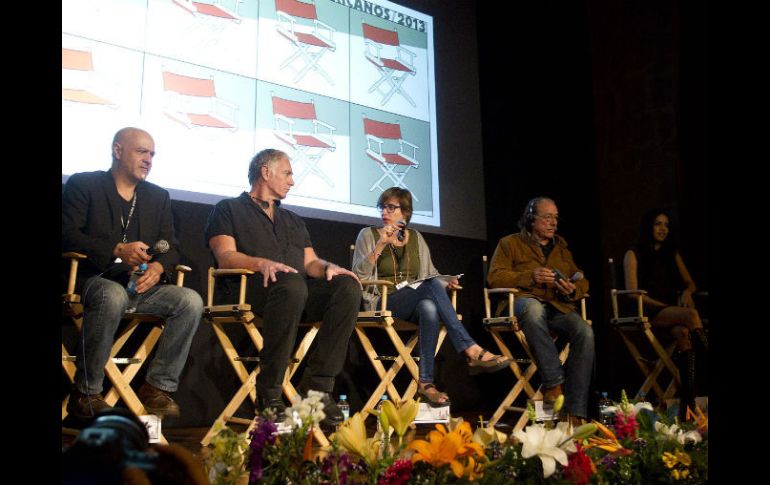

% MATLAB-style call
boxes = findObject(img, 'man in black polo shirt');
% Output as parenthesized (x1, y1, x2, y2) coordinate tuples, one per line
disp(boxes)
(205, 149, 361, 427)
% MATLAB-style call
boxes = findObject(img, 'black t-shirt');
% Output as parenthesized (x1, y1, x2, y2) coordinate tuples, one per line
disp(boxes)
(204, 192, 312, 276)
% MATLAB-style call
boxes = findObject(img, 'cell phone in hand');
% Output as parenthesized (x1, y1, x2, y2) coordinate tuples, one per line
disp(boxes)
(552, 268, 567, 283)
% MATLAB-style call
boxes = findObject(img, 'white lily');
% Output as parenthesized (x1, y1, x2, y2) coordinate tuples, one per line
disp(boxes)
(513, 422, 577, 478)
(606, 401, 654, 417)
(654, 421, 702, 445)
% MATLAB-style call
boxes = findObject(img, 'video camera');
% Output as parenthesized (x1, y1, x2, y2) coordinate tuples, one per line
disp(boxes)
(62, 408, 157, 484)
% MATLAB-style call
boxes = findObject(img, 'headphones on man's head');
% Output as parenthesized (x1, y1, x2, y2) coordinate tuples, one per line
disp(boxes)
(525, 198, 539, 224)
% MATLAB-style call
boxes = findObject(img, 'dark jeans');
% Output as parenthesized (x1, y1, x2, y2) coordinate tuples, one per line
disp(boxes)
(514, 297, 595, 417)
(249, 272, 361, 400)
(76, 277, 203, 394)
(388, 278, 475, 383)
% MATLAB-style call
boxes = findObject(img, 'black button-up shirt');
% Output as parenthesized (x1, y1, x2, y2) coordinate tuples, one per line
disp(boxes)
(205, 192, 312, 276)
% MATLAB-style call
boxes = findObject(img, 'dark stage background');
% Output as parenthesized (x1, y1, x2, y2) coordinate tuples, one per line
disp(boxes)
(61, 0, 707, 428)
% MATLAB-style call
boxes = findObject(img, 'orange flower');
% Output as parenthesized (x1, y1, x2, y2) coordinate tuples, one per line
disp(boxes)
(407, 422, 485, 478)
(584, 420, 632, 456)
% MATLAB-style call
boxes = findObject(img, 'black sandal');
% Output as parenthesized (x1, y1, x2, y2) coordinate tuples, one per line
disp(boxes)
(418, 383, 451, 408)
(467, 349, 512, 375)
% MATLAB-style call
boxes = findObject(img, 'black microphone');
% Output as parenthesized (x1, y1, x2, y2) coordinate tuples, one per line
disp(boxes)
(145, 239, 170, 256)
(396, 219, 407, 241)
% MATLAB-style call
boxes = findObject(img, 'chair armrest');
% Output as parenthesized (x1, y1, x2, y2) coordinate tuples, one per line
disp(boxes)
(361, 279, 395, 287)
(62, 252, 88, 296)
(487, 287, 519, 294)
(207, 268, 256, 307)
(613, 289, 648, 295)
(172, 265, 192, 287)
(610, 289, 646, 320)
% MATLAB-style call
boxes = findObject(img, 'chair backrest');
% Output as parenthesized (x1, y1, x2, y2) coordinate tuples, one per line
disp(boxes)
(272, 96, 317, 120)
(162, 71, 216, 97)
(362, 23, 400, 46)
(276, 0, 318, 20)
(364, 117, 402, 140)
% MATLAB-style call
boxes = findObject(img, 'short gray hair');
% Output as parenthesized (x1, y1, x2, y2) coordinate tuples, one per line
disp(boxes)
(248, 149, 287, 185)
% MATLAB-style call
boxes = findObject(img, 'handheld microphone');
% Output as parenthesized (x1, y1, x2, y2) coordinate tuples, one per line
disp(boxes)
(552, 268, 584, 283)
(396, 219, 407, 242)
(570, 271, 584, 282)
(145, 239, 170, 256)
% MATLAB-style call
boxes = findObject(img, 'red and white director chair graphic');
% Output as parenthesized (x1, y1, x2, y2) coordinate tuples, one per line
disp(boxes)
(363, 116, 420, 201)
(272, 95, 336, 187)
(162, 71, 238, 131)
(275, 0, 336, 85)
(173, 0, 244, 23)
(62, 48, 117, 108)
(362, 23, 416, 108)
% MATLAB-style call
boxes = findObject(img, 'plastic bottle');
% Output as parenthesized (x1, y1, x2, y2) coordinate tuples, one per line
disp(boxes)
(598, 391, 613, 425)
(376, 394, 389, 433)
(338, 394, 350, 421)
(125, 263, 148, 313)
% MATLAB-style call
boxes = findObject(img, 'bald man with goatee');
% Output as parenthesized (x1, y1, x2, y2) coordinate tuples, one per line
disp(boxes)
(62, 127, 203, 420)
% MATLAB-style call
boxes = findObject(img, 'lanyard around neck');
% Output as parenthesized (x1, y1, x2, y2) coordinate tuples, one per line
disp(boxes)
(121, 191, 137, 244)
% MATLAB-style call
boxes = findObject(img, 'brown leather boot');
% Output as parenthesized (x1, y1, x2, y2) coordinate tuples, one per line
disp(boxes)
(137, 383, 180, 417)
(67, 390, 111, 420)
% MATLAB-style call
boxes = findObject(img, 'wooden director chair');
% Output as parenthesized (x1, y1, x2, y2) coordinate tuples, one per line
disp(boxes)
(350, 246, 457, 422)
(200, 268, 328, 447)
(62, 253, 192, 444)
(481, 256, 591, 432)
(608, 258, 679, 403)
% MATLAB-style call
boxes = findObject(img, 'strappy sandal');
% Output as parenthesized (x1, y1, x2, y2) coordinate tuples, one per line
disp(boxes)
(418, 383, 451, 408)
(467, 349, 512, 375)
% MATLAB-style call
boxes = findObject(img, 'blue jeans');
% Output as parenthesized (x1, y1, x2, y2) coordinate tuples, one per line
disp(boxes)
(514, 297, 594, 417)
(388, 278, 475, 383)
(75, 276, 203, 395)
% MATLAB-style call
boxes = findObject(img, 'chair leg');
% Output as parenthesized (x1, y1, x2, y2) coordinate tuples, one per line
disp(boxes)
(675, 350, 696, 421)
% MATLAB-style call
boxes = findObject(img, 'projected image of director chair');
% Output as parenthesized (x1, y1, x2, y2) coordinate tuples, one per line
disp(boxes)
(173, 0, 244, 24)
(362, 22, 416, 107)
(61, 48, 117, 108)
(275, 0, 336, 85)
(481, 256, 591, 432)
(272, 95, 336, 187)
(162, 70, 238, 131)
(363, 116, 420, 201)
(61, 253, 193, 444)
(348, 246, 456, 422)
(200, 268, 330, 447)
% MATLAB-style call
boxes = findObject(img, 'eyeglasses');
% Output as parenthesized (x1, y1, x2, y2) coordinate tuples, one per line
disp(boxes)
(535, 214, 559, 223)
(379, 204, 401, 214)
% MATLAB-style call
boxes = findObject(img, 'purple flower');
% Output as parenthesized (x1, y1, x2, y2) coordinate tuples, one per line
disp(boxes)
(600, 455, 617, 469)
(248, 416, 278, 483)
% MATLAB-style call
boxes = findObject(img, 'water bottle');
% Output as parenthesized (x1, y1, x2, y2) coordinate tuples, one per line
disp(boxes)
(598, 391, 613, 425)
(376, 394, 389, 433)
(338, 394, 350, 421)
(125, 263, 148, 313)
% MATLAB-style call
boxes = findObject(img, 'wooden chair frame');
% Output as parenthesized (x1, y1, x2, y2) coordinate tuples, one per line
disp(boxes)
(62, 252, 192, 444)
(481, 256, 590, 432)
(352, 247, 458, 422)
(199, 268, 328, 447)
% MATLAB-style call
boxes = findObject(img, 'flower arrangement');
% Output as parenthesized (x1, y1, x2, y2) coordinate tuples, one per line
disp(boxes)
(205, 390, 707, 484)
